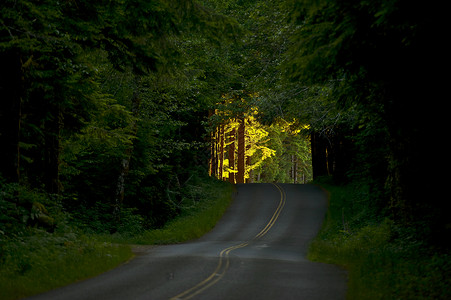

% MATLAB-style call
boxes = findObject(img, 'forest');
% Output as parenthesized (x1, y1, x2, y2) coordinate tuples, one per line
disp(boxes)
(1, 0, 449, 298)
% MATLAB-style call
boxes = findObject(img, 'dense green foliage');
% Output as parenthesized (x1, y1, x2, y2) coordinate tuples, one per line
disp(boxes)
(0, 0, 237, 234)
(1, 0, 449, 298)
(1, 0, 239, 296)
(106, 176, 234, 245)
(0, 178, 232, 300)
(310, 178, 451, 299)
(257, 120, 312, 183)
(0, 230, 132, 300)
(254, 0, 448, 246)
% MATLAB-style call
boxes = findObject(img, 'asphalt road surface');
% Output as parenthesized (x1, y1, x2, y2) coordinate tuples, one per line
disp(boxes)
(28, 183, 347, 300)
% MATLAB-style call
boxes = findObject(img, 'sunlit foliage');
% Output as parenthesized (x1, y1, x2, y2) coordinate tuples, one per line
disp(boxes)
(209, 94, 311, 183)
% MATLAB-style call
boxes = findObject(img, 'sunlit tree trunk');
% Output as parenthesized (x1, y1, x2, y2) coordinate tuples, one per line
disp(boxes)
(246, 137, 252, 183)
(228, 127, 235, 184)
(219, 124, 224, 180)
(236, 117, 245, 184)
(216, 126, 221, 178)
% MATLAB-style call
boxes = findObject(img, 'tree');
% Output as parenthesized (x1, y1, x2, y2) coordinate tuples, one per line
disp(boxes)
(208, 94, 277, 184)
(0, 0, 103, 194)
(284, 0, 448, 241)
(1, 0, 243, 232)
(255, 119, 312, 183)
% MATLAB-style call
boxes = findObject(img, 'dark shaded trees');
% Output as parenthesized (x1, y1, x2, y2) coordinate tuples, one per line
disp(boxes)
(283, 0, 448, 243)
(0, 0, 240, 232)
(3, 0, 446, 245)
(0, 0, 99, 194)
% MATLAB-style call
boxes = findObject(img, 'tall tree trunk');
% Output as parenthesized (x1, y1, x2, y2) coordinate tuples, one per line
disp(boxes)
(114, 150, 132, 221)
(113, 85, 140, 223)
(291, 154, 298, 184)
(294, 157, 298, 184)
(246, 134, 251, 183)
(209, 129, 215, 177)
(0, 52, 22, 184)
(219, 124, 224, 180)
(208, 110, 214, 177)
(44, 107, 63, 195)
(215, 126, 220, 178)
(16, 97, 22, 185)
(228, 127, 235, 184)
(236, 117, 245, 184)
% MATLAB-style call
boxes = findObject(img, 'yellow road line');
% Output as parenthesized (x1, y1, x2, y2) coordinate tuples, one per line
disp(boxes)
(254, 183, 286, 240)
(169, 243, 249, 300)
(170, 183, 286, 300)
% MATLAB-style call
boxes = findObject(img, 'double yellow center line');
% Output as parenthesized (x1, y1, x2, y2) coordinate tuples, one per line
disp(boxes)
(170, 183, 286, 300)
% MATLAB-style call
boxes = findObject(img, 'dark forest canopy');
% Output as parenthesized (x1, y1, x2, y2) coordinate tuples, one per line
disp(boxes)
(282, 0, 448, 244)
(0, 0, 448, 246)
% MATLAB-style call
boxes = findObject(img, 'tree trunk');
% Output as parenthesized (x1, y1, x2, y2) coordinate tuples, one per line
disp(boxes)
(43, 107, 63, 195)
(291, 154, 298, 184)
(209, 129, 215, 177)
(236, 117, 245, 184)
(208, 110, 214, 177)
(219, 124, 224, 180)
(228, 127, 235, 184)
(0, 52, 22, 184)
(113, 85, 140, 223)
(245, 130, 251, 183)
(215, 126, 220, 178)
(246, 154, 252, 183)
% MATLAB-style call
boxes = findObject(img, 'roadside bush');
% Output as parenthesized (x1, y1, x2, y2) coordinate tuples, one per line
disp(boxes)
(105, 177, 234, 244)
(0, 228, 132, 300)
(309, 178, 451, 299)
(0, 180, 69, 237)
(0, 174, 233, 299)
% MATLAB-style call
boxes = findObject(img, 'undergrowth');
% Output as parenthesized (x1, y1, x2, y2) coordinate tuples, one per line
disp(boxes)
(0, 177, 234, 300)
(0, 228, 132, 300)
(102, 177, 235, 244)
(309, 178, 451, 299)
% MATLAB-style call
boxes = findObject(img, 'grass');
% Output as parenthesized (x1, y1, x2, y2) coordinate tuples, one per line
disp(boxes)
(0, 179, 234, 300)
(0, 230, 132, 300)
(102, 178, 235, 245)
(309, 178, 451, 299)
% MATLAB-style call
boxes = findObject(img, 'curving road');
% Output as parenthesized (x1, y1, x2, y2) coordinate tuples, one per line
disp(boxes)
(28, 183, 347, 300)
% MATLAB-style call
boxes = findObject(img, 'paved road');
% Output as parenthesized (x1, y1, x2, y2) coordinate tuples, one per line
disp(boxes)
(28, 183, 347, 300)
